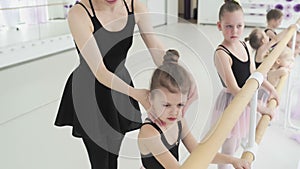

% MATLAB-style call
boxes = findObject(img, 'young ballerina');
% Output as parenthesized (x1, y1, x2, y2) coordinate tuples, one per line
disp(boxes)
(268, 47, 295, 87)
(138, 49, 250, 169)
(265, 8, 283, 41)
(245, 28, 287, 115)
(213, 1, 279, 169)
(246, 25, 294, 68)
(246, 28, 279, 68)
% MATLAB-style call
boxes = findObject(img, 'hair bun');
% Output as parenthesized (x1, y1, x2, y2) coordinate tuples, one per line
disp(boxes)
(163, 49, 179, 64)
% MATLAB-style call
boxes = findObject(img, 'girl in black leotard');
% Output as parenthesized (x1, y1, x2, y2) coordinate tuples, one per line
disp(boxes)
(213, 1, 278, 169)
(265, 9, 283, 41)
(138, 49, 250, 169)
(245, 28, 277, 68)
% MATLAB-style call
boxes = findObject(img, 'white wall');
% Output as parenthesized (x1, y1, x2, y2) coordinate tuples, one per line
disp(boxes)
(146, 0, 166, 26)
(166, 0, 178, 24)
(198, 0, 223, 24)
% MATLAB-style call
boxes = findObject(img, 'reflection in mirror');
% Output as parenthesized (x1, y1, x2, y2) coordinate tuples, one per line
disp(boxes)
(0, 0, 77, 48)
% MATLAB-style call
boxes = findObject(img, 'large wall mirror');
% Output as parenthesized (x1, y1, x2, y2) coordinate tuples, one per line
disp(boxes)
(0, 0, 167, 68)
(0, 0, 75, 48)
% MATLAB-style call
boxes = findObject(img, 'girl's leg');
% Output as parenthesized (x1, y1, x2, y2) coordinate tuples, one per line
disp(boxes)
(82, 136, 109, 169)
(108, 152, 118, 169)
(218, 137, 240, 169)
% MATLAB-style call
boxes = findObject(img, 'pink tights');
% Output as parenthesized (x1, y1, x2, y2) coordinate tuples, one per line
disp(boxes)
(218, 137, 241, 169)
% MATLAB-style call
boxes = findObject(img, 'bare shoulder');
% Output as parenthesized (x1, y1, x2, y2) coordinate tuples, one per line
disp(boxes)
(138, 123, 162, 153)
(138, 123, 160, 139)
(68, 4, 84, 19)
(67, 3, 93, 33)
(214, 48, 231, 62)
(67, 3, 91, 24)
(133, 0, 148, 13)
(133, 0, 148, 23)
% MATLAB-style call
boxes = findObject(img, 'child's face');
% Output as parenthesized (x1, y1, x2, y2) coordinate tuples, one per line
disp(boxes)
(150, 87, 188, 126)
(218, 10, 244, 43)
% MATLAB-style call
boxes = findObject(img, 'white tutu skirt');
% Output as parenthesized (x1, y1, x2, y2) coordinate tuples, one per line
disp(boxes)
(257, 87, 270, 106)
(211, 88, 250, 139)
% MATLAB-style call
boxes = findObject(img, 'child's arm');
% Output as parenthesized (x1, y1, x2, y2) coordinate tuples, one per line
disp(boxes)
(265, 29, 277, 41)
(257, 102, 275, 119)
(214, 50, 241, 95)
(256, 36, 279, 63)
(267, 67, 290, 87)
(181, 119, 198, 153)
(212, 153, 251, 169)
(182, 73, 198, 115)
(138, 124, 180, 169)
(261, 79, 279, 104)
(248, 42, 280, 105)
(181, 119, 251, 169)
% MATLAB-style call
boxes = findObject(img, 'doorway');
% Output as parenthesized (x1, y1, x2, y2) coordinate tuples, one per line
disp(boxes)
(178, 0, 197, 23)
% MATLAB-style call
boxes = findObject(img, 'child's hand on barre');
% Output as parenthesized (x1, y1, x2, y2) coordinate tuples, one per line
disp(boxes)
(231, 158, 251, 169)
(268, 86, 280, 106)
(257, 104, 275, 120)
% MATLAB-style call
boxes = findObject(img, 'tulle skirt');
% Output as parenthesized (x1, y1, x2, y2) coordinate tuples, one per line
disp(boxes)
(211, 88, 250, 139)
(257, 87, 270, 106)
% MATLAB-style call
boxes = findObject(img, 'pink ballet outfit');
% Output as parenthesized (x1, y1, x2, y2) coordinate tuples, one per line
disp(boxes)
(212, 41, 251, 140)
(212, 88, 250, 139)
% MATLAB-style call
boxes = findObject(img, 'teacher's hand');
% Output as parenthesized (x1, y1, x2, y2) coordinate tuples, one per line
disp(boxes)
(133, 88, 151, 111)
(182, 74, 198, 116)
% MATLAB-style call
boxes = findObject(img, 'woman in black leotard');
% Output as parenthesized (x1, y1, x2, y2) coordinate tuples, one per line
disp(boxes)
(54, 0, 169, 168)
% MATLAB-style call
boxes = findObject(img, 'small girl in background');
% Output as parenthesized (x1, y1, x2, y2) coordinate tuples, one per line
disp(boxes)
(245, 28, 289, 116)
(213, 1, 278, 169)
(268, 47, 295, 87)
(138, 49, 250, 169)
(265, 9, 284, 40)
(246, 26, 291, 67)
(268, 47, 295, 121)
(246, 28, 278, 68)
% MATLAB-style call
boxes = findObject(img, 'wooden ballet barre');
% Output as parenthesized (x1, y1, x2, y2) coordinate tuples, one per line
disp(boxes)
(241, 75, 288, 163)
(180, 24, 298, 169)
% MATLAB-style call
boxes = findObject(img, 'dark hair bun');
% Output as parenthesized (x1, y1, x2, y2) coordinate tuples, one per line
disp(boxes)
(163, 49, 179, 64)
